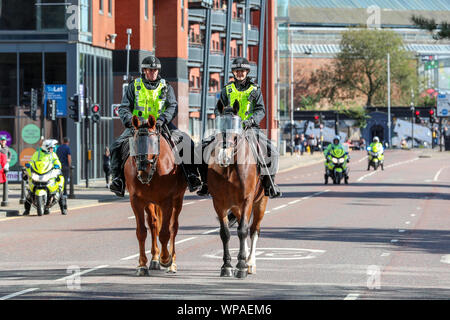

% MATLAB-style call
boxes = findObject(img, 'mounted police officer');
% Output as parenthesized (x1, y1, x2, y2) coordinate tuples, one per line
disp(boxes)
(197, 57, 281, 199)
(109, 56, 202, 197)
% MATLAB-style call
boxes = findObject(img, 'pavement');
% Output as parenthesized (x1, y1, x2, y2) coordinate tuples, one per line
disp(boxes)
(0, 152, 323, 218)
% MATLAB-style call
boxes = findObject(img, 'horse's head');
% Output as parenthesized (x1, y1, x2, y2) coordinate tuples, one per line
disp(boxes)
(215, 100, 242, 167)
(130, 115, 160, 185)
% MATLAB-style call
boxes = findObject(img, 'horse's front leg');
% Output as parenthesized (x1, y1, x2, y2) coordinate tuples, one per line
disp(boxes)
(158, 199, 174, 269)
(167, 196, 184, 274)
(235, 200, 251, 279)
(145, 203, 161, 270)
(247, 196, 267, 274)
(130, 196, 149, 276)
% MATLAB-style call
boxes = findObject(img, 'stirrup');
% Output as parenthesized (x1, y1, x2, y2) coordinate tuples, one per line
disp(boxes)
(110, 178, 125, 197)
(196, 184, 209, 196)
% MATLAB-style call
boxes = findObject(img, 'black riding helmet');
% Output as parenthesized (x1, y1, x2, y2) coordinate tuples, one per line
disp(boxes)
(231, 57, 251, 72)
(141, 56, 161, 78)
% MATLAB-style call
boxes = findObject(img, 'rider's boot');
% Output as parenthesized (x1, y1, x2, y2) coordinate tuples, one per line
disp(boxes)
(196, 163, 209, 196)
(109, 143, 125, 197)
(263, 175, 282, 199)
(185, 164, 202, 193)
(59, 195, 68, 215)
(23, 197, 31, 216)
(110, 175, 125, 197)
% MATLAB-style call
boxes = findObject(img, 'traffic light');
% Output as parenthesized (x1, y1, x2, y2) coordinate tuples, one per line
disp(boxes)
(69, 94, 81, 122)
(314, 114, 320, 128)
(30, 88, 38, 121)
(415, 110, 421, 124)
(429, 108, 436, 123)
(46, 99, 56, 121)
(91, 104, 101, 124)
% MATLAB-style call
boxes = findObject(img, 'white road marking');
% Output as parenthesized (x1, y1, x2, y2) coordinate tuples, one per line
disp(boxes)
(357, 155, 368, 163)
(398, 230, 406, 233)
(128, 216, 135, 219)
(391, 239, 399, 243)
(175, 236, 197, 244)
(381, 252, 390, 257)
(344, 293, 360, 300)
(183, 201, 195, 206)
(55, 265, 109, 281)
(433, 167, 447, 182)
(288, 200, 301, 205)
(357, 158, 419, 182)
(440, 255, 450, 264)
(405, 221, 411, 225)
(273, 204, 287, 211)
(0, 288, 39, 300)
(411, 214, 416, 217)
(202, 228, 220, 235)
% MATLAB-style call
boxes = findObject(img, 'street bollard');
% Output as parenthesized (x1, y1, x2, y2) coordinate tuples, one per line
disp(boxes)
(19, 167, 26, 204)
(69, 165, 75, 199)
(1, 179, 8, 207)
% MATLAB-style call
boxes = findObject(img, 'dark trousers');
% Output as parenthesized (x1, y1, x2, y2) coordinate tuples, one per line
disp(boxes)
(61, 166, 70, 196)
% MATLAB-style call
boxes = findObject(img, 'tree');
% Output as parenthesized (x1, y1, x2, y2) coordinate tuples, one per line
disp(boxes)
(311, 28, 417, 107)
(411, 15, 450, 40)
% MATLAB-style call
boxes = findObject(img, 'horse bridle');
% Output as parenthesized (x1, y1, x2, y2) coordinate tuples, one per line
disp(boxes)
(134, 127, 159, 185)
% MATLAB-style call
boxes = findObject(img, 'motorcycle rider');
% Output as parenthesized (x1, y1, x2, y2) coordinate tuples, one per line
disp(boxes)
(367, 136, 384, 170)
(23, 139, 67, 215)
(109, 56, 202, 197)
(196, 57, 282, 199)
(324, 135, 346, 159)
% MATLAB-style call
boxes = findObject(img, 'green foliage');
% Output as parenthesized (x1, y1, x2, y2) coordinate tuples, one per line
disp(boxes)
(339, 105, 370, 128)
(311, 27, 417, 107)
(418, 95, 436, 107)
(411, 15, 450, 40)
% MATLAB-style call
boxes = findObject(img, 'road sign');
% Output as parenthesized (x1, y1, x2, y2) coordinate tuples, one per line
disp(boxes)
(437, 94, 450, 117)
(111, 104, 121, 118)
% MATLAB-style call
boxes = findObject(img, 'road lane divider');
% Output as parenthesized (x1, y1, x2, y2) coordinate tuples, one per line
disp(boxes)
(0, 288, 39, 300)
(357, 158, 419, 182)
(55, 265, 109, 282)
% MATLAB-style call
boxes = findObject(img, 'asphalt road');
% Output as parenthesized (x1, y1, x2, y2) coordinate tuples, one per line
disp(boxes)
(0, 149, 449, 301)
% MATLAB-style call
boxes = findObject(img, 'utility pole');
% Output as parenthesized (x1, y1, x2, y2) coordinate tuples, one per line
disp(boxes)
(410, 88, 414, 149)
(289, 22, 294, 156)
(126, 28, 132, 82)
(387, 53, 392, 148)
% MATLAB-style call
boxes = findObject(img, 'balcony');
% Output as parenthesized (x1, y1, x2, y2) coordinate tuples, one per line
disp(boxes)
(188, 44, 204, 65)
(188, 45, 225, 71)
(189, 91, 219, 112)
(231, 19, 244, 37)
(188, 8, 206, 22)
(248, 27, 259, 45)
(211, 10, 226, 30)
(249, 0, 261, 8)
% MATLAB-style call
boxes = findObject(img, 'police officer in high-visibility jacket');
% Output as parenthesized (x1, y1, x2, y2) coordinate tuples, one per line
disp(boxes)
(197, 57, 281, 199)
(109, 56, 202, 197)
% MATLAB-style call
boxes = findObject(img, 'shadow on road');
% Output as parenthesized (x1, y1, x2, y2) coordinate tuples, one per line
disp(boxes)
(260, 226, 450, 255)
(279, 190, 450, 200)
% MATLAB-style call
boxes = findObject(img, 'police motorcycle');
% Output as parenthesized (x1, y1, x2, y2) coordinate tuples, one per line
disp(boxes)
(23, 140, 67, 216)
(367, 140, 384, 171)
(324, 147, 349, 185)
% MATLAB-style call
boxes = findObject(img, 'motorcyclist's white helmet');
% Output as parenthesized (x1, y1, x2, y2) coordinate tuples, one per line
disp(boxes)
(373, 136, 380, 143)
(41, 139, 58, 153)
(333, 135, 341, 144)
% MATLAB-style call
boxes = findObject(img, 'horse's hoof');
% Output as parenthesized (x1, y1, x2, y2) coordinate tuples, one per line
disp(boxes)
(150, 260, 161, 270)
(159, 256, 173, 268)
(167, 263, 177, 274)
(248, 265, 256, 274)
(234, 268, 248, 279)
(220, 267, 233, 277)
(136, 266, 149, 276)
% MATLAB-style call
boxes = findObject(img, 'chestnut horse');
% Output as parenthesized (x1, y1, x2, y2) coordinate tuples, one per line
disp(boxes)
(205, 101, 269, 279)
(124, 115, 187, 276)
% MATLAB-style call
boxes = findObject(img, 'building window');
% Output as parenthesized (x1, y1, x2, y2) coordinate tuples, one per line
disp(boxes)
(145, 0, 148, 20)
(0, 53, 17, 109)
(181, 0, 185, 30)
(0, 0, 36, 30)
(44, 53, 66, 85)
(108, 0, 112, 16)
(99, 0, 103, 13)
(19, 53, 43, 107)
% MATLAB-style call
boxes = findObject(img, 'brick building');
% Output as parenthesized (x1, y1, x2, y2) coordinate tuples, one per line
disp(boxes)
(0, 0, 276, 184)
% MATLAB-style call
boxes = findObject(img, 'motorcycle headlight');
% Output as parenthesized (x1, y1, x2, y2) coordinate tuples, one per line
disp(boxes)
(332, 158, 338, 164)
(339, 158, 345, 163)
(32, 171, 55, 183)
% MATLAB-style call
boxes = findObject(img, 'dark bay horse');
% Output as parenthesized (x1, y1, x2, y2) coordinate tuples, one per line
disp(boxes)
(206, 101, 269, 279)
(124, 115, 187, 276)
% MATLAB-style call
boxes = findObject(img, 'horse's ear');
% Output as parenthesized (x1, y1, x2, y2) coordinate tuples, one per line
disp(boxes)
(148, 115, 156, 130)
(232, 100, 240, 115)
(132, 115, 140, 129)
(216, 99, 224, 115)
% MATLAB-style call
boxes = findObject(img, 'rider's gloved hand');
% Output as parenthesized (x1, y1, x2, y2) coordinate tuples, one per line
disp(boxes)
(243, 117, 255, 130)
(156, 118, 165, 132)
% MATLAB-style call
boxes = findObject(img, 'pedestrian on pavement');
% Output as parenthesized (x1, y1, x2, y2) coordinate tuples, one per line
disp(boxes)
(0, 151, 7, 184)
(56, 137, 71, 196)
(308, 134, 317, 155)
(103, 146, 111, 188)
(295, 133, 307, 156)
(0, 136, 11, 172)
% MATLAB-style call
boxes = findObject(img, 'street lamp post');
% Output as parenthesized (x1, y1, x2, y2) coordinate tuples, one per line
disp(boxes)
(387, 52, 391, 148)
(126, 28, 132, 82)
(289, 22, 294, 156)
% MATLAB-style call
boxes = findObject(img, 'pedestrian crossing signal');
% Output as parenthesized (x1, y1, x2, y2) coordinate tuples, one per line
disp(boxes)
(91, 104, 101, 124)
